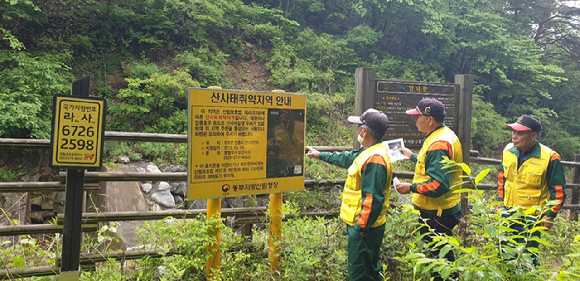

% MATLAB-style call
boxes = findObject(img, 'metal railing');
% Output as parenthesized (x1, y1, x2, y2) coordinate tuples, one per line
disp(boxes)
(1, 132, 580, 278)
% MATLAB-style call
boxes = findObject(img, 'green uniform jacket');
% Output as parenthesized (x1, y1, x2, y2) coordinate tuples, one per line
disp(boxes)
(409, 125, 462, 216)
(319, 141, 392, 232)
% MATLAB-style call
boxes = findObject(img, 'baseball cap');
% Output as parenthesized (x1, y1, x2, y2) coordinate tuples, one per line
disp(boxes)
(348, 108, 389, 135)
(505, 115, 541, 133)
(405, 98, 446, 121)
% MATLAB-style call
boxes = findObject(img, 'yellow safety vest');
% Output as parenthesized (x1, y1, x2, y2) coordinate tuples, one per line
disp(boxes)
(412, 126, 463, 216)
(341, 143, 393, 227)
(502, 143, 554, 211)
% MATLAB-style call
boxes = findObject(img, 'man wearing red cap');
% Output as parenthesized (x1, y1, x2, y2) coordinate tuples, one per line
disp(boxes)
(498, 115, 567, 266)
(306, 108, 392, 281)
(395, 98, 463, 281)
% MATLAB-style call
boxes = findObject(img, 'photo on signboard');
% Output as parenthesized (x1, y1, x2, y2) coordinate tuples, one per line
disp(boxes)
(383, 138, 408, 162)
(266, 109, 305, 178)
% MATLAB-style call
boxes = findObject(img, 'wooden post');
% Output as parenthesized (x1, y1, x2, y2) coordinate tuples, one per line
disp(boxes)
(241, 195, 255, 240)
(572, 154, 580, 221)
(269, 193, 283, 272)
(206, 198, 222, 278)
(354, 68, 376, 148)
(454, 75, 473, 224)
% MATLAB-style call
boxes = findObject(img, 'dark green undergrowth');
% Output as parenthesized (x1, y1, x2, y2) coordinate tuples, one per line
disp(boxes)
(4, 201, 580, 280)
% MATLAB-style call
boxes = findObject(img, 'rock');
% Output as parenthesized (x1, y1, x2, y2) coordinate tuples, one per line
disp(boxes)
(135, 167, 146, 173)
(29, 194, 44, 206)
(187, 200, 207, 209)
(158, 181, 171, 191)
(162, 165, 187, 173)
(151, 204, 164, 212)
(173, 195, 184, 206)
(141, 183, 153, 194)
(151, 190, 176, 208)
(118, 156, 130, 164)
(223, 197, 245, 208)
(146, 163, 161, 173)
(170, 182, 187, 195)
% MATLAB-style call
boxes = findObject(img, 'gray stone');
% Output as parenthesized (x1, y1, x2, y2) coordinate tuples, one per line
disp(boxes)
(173, 195, 184, 206)
(223, 197, 245, 208)
(158, 181, 171, 191)
(118, 155, 130, 164)
(187, 200, 207, 209)
(163, 165, 187, 173)
(135, 167, 146, 173)
(146, 163, 161, 173)
(141, 183, 153, 194)
(151, 190, 176, 208)
(170, 182, 187, 195)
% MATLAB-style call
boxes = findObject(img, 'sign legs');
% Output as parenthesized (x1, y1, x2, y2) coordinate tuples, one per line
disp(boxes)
(269, 193, 283, 272)
(60, 169, 85, 278)
(206, 198, 222, 279)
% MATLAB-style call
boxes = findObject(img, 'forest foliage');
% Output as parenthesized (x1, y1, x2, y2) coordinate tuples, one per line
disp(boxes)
(2, 0, 580, 159)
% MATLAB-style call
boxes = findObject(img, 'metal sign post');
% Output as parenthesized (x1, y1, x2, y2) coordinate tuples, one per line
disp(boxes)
(50, 76, 106, 279)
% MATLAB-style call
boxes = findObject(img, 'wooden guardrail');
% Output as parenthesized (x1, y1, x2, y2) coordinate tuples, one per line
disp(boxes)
(1, 132, 580, 279)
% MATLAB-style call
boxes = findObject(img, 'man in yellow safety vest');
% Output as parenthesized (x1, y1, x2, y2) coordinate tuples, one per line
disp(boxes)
(396, 98, 463, 281)
(498, 115, 567, 266)
(306, 108, 392, 281)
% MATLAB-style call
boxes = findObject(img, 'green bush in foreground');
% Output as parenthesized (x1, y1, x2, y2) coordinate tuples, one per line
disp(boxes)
(6, 158, 580, 280)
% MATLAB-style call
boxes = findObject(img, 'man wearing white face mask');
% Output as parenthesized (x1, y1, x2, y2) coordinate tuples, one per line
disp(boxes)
(306, 108, 392, 281)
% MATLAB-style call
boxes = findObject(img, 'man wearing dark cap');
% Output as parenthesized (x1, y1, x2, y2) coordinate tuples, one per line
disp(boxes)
(306, 108, 393, 281)
(498, 115, 566, 266)
(395, 98, 463, 281)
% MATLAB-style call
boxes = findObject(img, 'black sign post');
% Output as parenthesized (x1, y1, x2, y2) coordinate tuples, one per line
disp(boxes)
(61, 76, 89, 279)
(49, 76, 106, 280)
(60, 168, 85, 275)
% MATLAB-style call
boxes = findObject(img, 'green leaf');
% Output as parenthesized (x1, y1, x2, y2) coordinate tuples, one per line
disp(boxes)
(474, 168, 490, 185)
(528, 237, 551, 247)
(12, 256, 24, 268)
(472, 201, 484, 214)
(447, 236, 459, 246)
(529, 226, 547, 234)
(461, 162, 471, 175)
(439, 244, 452, 258)
(524, 207, 539, 215)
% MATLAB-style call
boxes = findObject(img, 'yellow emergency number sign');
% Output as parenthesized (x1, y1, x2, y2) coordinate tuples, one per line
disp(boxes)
(50, 95, 106, 168)
(188, 88, 306, 199)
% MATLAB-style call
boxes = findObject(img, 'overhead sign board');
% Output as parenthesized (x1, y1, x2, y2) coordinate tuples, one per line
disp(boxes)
(50, 95, 106, 168)
(374, 80, 459, 148)
(188, 88, 306, 199)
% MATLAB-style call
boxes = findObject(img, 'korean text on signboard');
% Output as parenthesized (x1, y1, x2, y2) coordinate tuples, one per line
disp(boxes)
(374, 81, 459, 148)
(188, 88, 306, 199)
(50, 95, 106, 168)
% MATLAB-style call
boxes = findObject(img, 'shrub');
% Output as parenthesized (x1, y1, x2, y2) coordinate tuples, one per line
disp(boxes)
(0, 167, 20, 182)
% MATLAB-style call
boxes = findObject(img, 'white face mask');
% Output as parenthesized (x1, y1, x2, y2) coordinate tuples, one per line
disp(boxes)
(357, 133, 364, 144)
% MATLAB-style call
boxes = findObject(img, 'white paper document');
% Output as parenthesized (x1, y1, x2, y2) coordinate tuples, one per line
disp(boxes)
(392, 176, 411, 204)
(383, 138, 408, 162)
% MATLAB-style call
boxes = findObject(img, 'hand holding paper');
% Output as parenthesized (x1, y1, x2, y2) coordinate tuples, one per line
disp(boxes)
(392, 177, 410, 204)
(383, 138, 409, 162)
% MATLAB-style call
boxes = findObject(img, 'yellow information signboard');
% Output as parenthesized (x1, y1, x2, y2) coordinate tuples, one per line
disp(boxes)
(188, 88, 306, 199)
(50, 95, 106, 168)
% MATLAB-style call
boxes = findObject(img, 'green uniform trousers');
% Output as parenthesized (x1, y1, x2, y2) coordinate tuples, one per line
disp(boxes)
(502, 213, 542, 266)
(347, 224, 385, 281)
